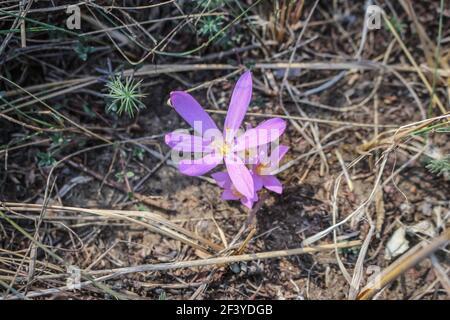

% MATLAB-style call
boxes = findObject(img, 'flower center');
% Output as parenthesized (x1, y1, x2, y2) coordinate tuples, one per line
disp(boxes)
(219, 143, 231, 156)
(255, 163, 270, 175)
(211, 140, 231, 157)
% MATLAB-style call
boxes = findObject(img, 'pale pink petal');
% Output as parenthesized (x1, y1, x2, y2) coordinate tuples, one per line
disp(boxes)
(223, 71, 252, 140)
(233, 118, 286, 152)
(170, 91, 218, 134)
(224, 154, 254, 199)
(165, 131, 212, 152)
(262, 175, 283, 194)
(178, 153, 221, 176)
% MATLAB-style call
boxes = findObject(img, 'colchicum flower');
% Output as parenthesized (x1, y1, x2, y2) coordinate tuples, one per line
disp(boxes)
(165, 71, 287, 208)
(211, 171, 258, 209)
(211, 145, 289, 208)
(251, 145, 289, 194)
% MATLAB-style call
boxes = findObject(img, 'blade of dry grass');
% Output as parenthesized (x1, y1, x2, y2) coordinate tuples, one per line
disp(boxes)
(357, 229, 450, 300)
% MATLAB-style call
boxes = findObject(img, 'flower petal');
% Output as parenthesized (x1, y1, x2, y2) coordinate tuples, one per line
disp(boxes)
(178, 153, 221, 176)
(269, 144, 289, 168)
(233, 118, 287, 152)
(240, 191, 258, 209)
(262, 175, 283, 194)
(165, 131, 212, 152)
(252, 172, 264, 192)
(241, 196, 254, 209)
(224, 71, 252, 140)
(211, 171, 231, 188)
(222, 189, 239, 200)
(224, 154, 254, 198)
(170, 91, 218, 134)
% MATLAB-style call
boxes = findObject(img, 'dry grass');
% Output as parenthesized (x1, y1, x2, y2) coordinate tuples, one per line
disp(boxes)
(0, 0, 449, 300)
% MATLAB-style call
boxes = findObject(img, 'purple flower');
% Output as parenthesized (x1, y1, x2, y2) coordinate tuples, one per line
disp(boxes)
(210, 145, 288, 209)
(211, 171, 258, 209)
(251, 145, 289, 194)
(165, 71, 286, 200)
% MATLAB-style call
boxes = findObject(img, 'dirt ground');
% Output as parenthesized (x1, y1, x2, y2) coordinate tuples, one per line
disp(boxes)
(0, 1, 449, 300)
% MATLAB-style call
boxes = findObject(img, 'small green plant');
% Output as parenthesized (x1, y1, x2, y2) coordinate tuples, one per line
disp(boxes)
(50, 133, 69, 149)
(136, 203, 147, 212)
(339, 246, 360, 255)
(105, 76, 146, 118)
(198, 16, 224, 38)
(426, 156, 450, 176)
(35, 133, 70, 167)
(82, 104, 96, 118)
(384, 16, 406, 35)
(158, 291, 166, 300)
(132, 147, 145, 161)
(115, 171, 135, 183)
(74, 41, 95, 61)
(413, 122, 449, 177)
(36, 151, 56, 167)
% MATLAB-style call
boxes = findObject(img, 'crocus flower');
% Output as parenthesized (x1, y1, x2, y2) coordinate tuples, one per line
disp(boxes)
(165, 71, 286, 200)
(251, 144, 289, 194)
(211, 144, 288, 208)
(211, 171, 258, 209)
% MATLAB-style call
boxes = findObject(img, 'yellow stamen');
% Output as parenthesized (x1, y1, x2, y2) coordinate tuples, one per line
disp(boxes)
(255, 163, 270, 175)
(220, 143, 231, 156)
(211, 140, 231, 157)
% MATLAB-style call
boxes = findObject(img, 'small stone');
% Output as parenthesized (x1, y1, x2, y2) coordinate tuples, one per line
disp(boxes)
(385, 227, 410, 260)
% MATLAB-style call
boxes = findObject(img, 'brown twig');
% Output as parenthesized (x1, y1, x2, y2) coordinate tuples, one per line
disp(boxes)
(357, 229, 450, 300)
